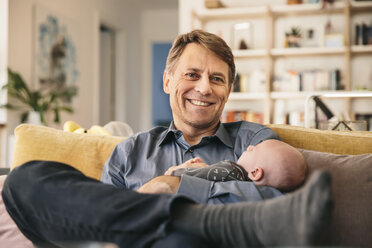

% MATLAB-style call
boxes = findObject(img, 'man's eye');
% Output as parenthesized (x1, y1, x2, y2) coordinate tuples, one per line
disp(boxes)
(211, 76, 224, 83)
(186, 73, 198, 79)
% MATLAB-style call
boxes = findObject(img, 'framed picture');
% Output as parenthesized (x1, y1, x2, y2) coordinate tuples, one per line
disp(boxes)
(324, 33, 344, 48)
(232, 22, 253, 50)
(33, 5, 79, 90)
(301, 25, 324, 47)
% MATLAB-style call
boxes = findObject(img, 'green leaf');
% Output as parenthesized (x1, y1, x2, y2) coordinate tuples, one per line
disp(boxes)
(4, 68, 78, 124)
(57, 106, 74, 113)
(0, 103, 19, 110)
(54, 108, 60, 123)
(20, 112, 29, 123)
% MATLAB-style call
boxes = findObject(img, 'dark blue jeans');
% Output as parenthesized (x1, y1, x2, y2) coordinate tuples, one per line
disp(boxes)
(2, 161, 211, 248)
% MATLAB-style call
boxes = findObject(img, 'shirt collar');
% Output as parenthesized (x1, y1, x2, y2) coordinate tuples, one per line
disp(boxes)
(158, 121, 181, 146)
(159, 121, 233, 148)
(214, 122, 234, 148)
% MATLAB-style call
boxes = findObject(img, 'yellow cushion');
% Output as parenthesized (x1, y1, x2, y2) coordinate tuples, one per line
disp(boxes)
(267, 124, 372, 155)
(11, 124, 125, 180)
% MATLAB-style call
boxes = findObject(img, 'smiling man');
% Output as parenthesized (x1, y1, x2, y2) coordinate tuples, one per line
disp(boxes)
(101, 30, 281, 196)
(3, 30, 333, 248)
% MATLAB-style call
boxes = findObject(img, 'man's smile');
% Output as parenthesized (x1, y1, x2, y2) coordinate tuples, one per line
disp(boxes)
(187, 99, 213, 107)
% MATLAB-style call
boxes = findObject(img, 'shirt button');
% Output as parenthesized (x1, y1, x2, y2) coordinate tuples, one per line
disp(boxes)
(189, 148, 194, 153)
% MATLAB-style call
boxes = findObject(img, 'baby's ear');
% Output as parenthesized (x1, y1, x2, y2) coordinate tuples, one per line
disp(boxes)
(249, 167, 264, 182)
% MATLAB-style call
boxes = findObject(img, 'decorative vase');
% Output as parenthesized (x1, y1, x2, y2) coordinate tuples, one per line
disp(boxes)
(27, 111, 42, 125)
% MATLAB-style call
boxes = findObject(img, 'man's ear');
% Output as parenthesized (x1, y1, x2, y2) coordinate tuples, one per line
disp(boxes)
(163, 71, 171, 95)
(249, 167, 263, 182)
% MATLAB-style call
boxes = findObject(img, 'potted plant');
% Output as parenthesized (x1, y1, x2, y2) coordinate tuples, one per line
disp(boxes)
(285, 27, 302, 48)
(0, 68, 77, 125)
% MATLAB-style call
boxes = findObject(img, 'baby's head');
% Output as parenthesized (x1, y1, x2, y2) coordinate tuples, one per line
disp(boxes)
(237, 139, 307, 192)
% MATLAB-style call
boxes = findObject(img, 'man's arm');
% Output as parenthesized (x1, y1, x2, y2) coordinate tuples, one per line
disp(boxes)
(164, 157, 207, 176)
(101, 143, 129, 187)
(137, 175, 181, 194)
(137, 157, 206, 194)
(137, 174, 282, 204)
(178, 175, 283, 204)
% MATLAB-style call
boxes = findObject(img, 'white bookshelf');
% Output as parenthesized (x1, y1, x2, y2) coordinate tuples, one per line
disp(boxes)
(271, 47, 346, 57)
(272, 91, 332, 99)
(229, 92, 266, 100)
(233, 49, 267, 58)
(351, 45, 372, 54)
(350, 0, 372, 9)
(190, 0, 372, 126)
(271, 1, 345, 16)
(193, 6, 268, 21)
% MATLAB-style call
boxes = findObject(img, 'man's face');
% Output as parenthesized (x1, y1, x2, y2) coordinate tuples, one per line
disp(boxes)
(163, 43, 232, 131)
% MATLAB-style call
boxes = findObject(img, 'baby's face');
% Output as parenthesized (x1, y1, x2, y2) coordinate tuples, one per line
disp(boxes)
(237, 140, 279, 173)
(237, 144, 262, 172)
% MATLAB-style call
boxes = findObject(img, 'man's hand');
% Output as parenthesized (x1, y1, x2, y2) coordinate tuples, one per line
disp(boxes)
(164, 157, 208, 176)
(137, 175, 181, 194)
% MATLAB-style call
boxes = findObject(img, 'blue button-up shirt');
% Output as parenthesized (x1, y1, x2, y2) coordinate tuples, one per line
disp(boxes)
(101, 121, 283, 203)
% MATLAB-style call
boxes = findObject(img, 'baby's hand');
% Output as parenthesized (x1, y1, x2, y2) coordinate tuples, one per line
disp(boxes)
(185, 157, 204, 165)
(164, 157, 208, 175)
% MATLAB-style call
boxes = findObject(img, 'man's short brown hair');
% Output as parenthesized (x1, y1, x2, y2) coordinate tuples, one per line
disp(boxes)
(165, 30, 236, 85)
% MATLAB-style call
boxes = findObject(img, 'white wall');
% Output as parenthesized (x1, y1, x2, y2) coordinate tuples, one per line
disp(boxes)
(6, 0, 178, 131)
(140, 9, 179, 131)
(8, 0, 142, 130)
(0, 0, 8, 120)
(179, 0, 204, 34)
(0, 0, 8, 167)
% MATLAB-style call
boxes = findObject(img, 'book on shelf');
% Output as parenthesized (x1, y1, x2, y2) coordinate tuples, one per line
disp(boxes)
(356, 113, 372, 131)
(233, 70, 265, 93)
(273, 68, 343, 92)
(355, 23, 372, 46)
(221, 110, 264, 124)
(274, 100, 304, 126)
(274, 110, 305, 126)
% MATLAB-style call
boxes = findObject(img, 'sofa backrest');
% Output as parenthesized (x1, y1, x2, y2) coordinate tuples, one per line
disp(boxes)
(11, 123, 372, 180)
(267, 124, 372, 155)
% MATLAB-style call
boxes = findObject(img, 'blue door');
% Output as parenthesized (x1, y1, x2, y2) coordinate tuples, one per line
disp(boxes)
(152, 43, 173, 127)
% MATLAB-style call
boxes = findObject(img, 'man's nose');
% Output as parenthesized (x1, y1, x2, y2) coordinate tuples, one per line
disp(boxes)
(195, 76, 212, 95)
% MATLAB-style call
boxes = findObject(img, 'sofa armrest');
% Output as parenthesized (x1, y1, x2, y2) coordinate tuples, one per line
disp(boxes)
(11, 124, 125, 180)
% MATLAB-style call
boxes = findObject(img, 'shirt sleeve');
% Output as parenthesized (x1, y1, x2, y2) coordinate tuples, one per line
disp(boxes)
(250, 127, 281, 146)
(100, 142, 128, 188)
(177, 175, 283, 204)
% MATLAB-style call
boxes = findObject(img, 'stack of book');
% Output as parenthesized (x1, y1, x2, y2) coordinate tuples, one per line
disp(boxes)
(273, 69, 343, 92)
(274, 110, 305, 126)
(233, 70, 266, 93)
(222, 110, 264, 124)
(355, 23, 372, 45)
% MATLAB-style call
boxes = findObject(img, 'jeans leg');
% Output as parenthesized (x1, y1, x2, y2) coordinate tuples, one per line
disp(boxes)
(1, 161, 190, 248)
(152, 231, 214, 248)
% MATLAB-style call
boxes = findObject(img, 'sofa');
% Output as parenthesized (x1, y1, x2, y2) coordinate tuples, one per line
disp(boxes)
(1, 123, 372, 247)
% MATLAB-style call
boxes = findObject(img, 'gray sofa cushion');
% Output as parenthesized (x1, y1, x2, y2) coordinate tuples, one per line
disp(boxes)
(0, 175, 33, 247)
(0, 168, 10, 176)
(299, 149, 372, 246)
